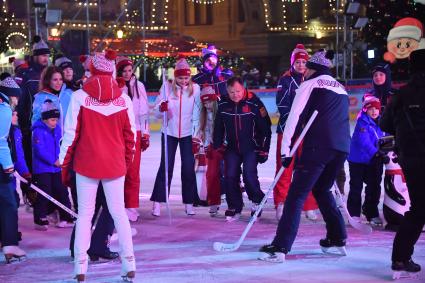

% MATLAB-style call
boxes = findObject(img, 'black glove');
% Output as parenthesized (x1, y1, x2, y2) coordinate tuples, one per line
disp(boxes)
(376, 150, 390, 164)
(256, 151, 269, 164)
(281, 155, 293, 168)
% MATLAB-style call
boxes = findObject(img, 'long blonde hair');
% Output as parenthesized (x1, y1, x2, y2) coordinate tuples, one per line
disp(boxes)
(171, 78, 194, 97)
(199, 100, 218, 143)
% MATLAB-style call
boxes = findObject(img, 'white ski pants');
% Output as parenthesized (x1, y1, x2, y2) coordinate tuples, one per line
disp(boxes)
(74, 173, 135, 263)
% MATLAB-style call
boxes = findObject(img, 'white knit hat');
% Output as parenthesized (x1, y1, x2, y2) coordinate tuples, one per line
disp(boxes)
(32, 35, 50, 56)
(387, 17, 423, 42)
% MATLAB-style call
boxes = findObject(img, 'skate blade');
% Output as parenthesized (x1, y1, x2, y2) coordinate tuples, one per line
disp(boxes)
(258, 252, 285, 263)
(5, 255, 27, 264)
(321, 246, 347, 256)
(392, 271, 419, 280)
(121, 271, 135, 282)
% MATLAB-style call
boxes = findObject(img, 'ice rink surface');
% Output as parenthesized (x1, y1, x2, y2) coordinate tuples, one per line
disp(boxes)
(1, 128, 424, 283)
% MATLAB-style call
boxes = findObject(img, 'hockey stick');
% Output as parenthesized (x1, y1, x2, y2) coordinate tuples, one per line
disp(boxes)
(213, 110, 318, 252)
(333, 183, 372, 234)
(14, 172, 78, 218)
(162, 69, 172, 224)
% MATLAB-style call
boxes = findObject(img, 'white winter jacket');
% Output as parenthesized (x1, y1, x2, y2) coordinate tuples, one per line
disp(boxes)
(154, 82, 201, 139)
(122, 76, 150, 135)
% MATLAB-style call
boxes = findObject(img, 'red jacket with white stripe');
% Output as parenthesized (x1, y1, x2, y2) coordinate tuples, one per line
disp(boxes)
(59, 75, 136, 179)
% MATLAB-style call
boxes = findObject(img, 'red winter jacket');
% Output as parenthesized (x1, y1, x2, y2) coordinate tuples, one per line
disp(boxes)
(59, 75, 136, 179)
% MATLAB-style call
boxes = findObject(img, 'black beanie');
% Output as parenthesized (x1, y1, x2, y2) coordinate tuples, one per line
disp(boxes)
(41, 99, 60, 120)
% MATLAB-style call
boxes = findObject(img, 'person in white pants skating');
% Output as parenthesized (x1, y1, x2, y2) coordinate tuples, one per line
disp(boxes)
(59, 50, 137, 282)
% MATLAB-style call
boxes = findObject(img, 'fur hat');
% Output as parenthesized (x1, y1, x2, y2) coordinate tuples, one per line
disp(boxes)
(0, 76, 22, 102)
(54, 55, 73, 71)
(32, 35, 50, 56)
(174, 55, 191, 77)
(290, 44, 309, 65)
(90, 50, 117, 75)
(41, 99, 60, 120)
(116, 56, 133, 72)
(306, 49, 334, 72)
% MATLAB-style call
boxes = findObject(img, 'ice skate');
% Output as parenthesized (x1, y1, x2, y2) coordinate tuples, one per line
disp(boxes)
(151, 202, 160, 217)
(209, 205, 219, 217)
(89, 250, 119, 263)
(121, 255, 136, 282)
(392, 259, 421, 280)
(368, 217, 383, 226)
(34, 218, 49, 231)
(74, 257, 88, 282)
(185, 204, 195, 216)
(305, 210, 318, 221)
(251, 203, 262, 218)
(3, 246, 26, 264)
(276, 203, 283, 220)
(225, 209, 241, 222)
(56, 220, 75, 228)
(258, 244, 287, 263)
(320, 238, 347, 256)
(126, 208, 140, 222)
(47, 211, 59, 224)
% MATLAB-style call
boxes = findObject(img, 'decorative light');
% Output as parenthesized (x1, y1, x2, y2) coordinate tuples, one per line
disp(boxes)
(117, 29, 124, 39)
(187, 0, 225, 4)
(50, 27, 60, 37)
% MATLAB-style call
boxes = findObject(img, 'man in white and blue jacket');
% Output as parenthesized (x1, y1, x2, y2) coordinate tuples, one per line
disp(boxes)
(259, 50, 351, 262)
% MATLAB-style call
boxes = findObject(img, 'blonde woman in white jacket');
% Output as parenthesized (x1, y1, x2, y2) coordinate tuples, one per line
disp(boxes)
(150, 56, 202, 216)
(116, 57, 150, 222)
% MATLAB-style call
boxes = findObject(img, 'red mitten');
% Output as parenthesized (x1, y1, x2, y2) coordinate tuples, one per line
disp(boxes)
(141, 135, 150, 151)
(159, 101, 168, 112)
(192, 138, 202, 155)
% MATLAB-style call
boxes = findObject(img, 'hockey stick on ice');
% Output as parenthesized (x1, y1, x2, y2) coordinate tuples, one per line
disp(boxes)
(213, 110, 318, 252)
(14, 172, 78, 218)
(162, 69, 172, 224)
(333, 183, 372, 234)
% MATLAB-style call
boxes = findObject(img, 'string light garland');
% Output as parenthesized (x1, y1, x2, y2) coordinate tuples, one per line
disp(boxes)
(187, 0, 225, 4)
(6, 31, 28, 52)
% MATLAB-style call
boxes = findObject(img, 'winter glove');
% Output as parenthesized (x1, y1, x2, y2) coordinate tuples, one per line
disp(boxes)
(192, 138, 202, 155)
(141, 135, 150, 152)
(159, 101, 168, 112)
(256, 151, 269, 164)
(281, 155, 293, 168)
(376, 150, 390, 164)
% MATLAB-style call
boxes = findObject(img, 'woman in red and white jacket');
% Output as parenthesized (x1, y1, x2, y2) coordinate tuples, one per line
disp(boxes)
(116, 57, 150, 222)
(150, 56, 202, 217)
(59, 50, 137, 282)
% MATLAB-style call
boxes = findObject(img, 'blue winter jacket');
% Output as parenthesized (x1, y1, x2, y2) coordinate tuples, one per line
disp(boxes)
(276, 70, 303, 133)
(59, 86, 73, 120)
(31, 120, 61, 174)
(9, 125, 30, 175)
(0, 102, 13, 170)
(348, 111, 384, 164)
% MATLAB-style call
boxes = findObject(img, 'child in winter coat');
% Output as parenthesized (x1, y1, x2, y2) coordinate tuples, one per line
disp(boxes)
(150, 56, 202, 216)
(274, 44, 318, 221)
(116, 56, 150, 222)
(347, 97, 386, 226)
(193, 85, 221, 215)
(32, 101, 73, 230)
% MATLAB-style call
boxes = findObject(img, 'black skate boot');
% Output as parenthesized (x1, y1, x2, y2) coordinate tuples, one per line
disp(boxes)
(258, 244, 288, 263)
(319, 238, 347, 256)
(392, 259, 421, 279)
(89, 249, 119, 262)
(34, 218, 49, 231)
